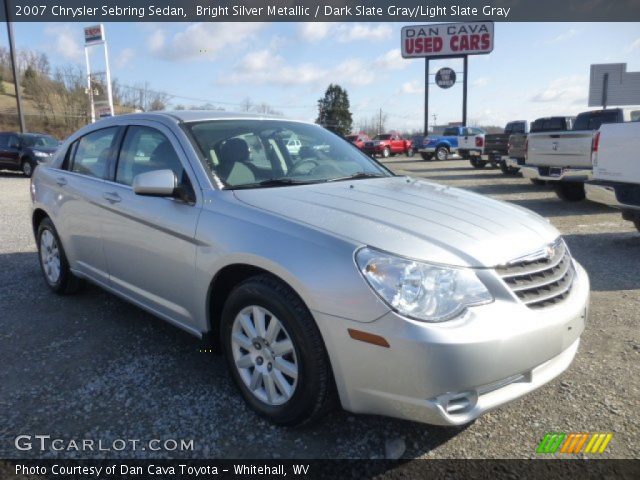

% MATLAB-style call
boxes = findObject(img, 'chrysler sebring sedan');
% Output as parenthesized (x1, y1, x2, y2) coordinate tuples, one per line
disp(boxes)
(31, 111, 589, 426)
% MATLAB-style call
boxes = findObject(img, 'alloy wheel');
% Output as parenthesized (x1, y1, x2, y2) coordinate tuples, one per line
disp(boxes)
(40, 229, 61, 284)
(230, 305, 298, 406)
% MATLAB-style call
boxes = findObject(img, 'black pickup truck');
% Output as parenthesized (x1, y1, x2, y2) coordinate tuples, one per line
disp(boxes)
(475, 121, 527, 172)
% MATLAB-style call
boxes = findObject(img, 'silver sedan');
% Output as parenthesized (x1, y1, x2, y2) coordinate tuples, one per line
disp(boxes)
(30, 111, 589, 426)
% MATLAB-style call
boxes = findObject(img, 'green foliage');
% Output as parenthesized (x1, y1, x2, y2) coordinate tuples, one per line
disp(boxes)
(316, 84, 353, 136)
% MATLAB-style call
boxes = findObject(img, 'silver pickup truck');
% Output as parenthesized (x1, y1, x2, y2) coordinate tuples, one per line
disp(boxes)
(521, 109, 632, 201)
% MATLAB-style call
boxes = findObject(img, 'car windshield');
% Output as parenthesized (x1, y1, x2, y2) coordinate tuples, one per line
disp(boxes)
(22, 134, 58, 148)
(186, 120, 390, 188)
(374, 134, 391, 140)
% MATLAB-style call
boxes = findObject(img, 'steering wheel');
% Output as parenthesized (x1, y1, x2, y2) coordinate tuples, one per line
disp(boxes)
(290, 159, 319, 175)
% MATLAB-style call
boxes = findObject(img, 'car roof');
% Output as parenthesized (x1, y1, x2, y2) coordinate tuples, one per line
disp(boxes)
(110, 110, 305, 124)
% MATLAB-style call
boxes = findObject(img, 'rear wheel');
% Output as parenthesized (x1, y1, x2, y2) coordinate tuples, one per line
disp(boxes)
(420, 152, 433, 161)
(222, 274, 335, 426)
(435, 146, 449, 161)
(555, 182, 585, 202)
(470, 157, 487, 169)
(37, 218, 82, 294)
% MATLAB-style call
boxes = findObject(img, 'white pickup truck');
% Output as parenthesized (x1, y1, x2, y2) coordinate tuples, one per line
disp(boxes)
(521, 109, 633, 201)
(585, 121, 640, 232)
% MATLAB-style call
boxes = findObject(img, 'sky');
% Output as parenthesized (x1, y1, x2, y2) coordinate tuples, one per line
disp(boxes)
(2, 21, 640, 131)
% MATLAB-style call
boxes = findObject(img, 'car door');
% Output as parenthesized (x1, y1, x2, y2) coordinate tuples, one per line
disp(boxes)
(5, 134, 22, 169)
(52, 126, 120, 285)
(99, 122, 202, 331)
(0, 134, 9, 166)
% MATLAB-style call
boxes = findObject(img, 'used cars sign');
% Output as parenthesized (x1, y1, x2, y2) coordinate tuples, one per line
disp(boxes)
(401, 22, 494, 58)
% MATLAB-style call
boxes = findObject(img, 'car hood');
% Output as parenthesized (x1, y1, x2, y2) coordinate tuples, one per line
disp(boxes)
(233, 176, 559, 268)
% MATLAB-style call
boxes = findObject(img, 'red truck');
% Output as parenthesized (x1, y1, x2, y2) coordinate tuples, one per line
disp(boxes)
(345, 133, 371, 150)
(362, 133, 414, 158)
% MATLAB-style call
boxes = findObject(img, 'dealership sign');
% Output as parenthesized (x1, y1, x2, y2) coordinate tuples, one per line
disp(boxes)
(401, 22, 494, 58)
(435, 68, 456, 88)
(84, 24, 104, 45)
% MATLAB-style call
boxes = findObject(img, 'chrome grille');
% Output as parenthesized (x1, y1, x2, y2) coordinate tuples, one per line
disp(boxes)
(497, 239, 575, 309)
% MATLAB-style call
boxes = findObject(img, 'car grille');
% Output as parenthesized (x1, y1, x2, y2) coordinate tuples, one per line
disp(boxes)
(496, 239, 575, 309)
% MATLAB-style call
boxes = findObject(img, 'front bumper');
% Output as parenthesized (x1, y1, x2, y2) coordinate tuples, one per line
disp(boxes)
(521, 165, 592, 182)
(363, 145, 385, 154)
(314, 261, 589, 426)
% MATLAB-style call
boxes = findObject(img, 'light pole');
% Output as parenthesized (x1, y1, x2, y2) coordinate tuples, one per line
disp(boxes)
(3, 0, 25, 132)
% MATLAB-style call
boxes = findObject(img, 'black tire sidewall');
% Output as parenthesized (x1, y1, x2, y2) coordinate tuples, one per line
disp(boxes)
(221, 278, 328, 425)
(22, 159, 34, 177)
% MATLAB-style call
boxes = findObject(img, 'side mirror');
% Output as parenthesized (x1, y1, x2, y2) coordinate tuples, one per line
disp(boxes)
(132, 169, 177, 197)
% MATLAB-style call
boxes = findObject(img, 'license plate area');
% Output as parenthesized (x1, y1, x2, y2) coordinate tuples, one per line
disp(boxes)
(549, 167, 562, 177)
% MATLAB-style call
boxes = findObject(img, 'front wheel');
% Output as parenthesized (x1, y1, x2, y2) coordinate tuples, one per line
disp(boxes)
(381, 147, 390, 158)
(420, 152, 433, 161)
(470, 157, 487, 169)
(21, 159, 35, 177)
(222, 275, 335, 426)
(37, 217, 82, 294)
(406, 148, 414, 158)
(555, 182, 585, 202)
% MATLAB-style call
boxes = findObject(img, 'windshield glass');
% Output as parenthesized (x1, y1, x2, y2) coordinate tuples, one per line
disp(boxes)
(186, 120, 390, 188)
(22, 134, 58, 148)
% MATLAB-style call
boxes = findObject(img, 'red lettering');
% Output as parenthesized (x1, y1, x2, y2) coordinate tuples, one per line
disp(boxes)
(459, 35, 470, 50)
(470, 35, 480, 50)
(433, 37, 443, 52)
(450, 35, 459, 51)
(481, 33, 490, 50)
(405, 38, 414, 54)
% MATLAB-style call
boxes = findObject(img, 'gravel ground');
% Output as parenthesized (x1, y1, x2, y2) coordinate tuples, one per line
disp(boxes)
(0, 158, 638, 460)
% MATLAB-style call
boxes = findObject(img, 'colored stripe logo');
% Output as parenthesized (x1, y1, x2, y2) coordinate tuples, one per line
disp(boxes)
(537, 433, 612, 454)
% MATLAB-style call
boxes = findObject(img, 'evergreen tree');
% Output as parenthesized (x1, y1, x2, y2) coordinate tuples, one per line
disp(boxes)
(316, 84, 353, 136)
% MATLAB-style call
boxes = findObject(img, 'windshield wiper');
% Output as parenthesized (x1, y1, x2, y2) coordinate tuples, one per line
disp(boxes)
(326, 172, 387, 183)
(229, 178, 319, 190)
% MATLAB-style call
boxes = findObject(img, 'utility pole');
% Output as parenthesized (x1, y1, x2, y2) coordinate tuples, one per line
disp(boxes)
(432, 113, 437, 128)
(3, 0, 25, 133)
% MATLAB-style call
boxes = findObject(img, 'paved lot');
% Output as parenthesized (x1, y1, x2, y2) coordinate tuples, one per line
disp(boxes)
(1, 158, 638, 459)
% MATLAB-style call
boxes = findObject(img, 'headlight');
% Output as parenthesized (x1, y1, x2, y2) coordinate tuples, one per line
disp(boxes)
(33, 151, 49, 158)
(356, 247, 493, 322)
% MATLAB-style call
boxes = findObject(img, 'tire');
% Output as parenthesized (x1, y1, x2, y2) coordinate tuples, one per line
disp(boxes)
(555, 182, 585, 202)
(530, 179, 546, 185)
(500, 163, 519, 175)
(37, 217, 82, 294)
(406, 148, 414, 158)
(470, 157, 487, 169)
(21, 159, 35, 177)
(381, 147, 390, 158)
(221, 274, 336, 426)
(420, 152, 433, 161)
(435, 146, 449, 161)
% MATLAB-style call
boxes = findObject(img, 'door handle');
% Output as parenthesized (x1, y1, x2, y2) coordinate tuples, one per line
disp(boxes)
(103, 192, 121, 204)
(55, 177, 67, 186)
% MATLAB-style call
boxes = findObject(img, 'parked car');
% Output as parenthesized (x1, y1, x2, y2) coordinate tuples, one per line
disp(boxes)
(0, 132, 59, 177)
(362, 133, 413, 158)
(506, 117, 574, 178)
(457, 127, 487, 167)
(31, 111, 589, 427)
(477, 121, 528, 174)
(419, 126, 465, 161)
(345, 133, 371, 150)
(522, 109, 632, 201)
(585, 121, 640, 232)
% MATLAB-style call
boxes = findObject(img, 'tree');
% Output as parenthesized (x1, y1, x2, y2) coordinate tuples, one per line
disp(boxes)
(316, 84, 353, 136)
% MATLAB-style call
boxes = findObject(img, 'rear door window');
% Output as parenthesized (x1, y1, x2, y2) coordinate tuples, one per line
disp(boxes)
(573, 111, 619, 131)
(70, 127, 118, 179)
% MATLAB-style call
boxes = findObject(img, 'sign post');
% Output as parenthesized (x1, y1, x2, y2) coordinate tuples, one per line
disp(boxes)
(401, 22, 494, 135)
(83, 24, 114, 122)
